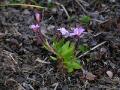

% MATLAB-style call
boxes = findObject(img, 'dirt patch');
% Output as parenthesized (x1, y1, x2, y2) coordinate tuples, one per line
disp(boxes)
(0, 0, 120, 89)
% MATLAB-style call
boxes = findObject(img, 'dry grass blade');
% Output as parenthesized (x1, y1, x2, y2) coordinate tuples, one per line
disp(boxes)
(78, 41, 107, 58)
(35, 57, 50, 64)
(54, 2, 70, 19)
(0, 3, 46, 10)
(52, 82, 59, 90)
(2, 50, 19, 72)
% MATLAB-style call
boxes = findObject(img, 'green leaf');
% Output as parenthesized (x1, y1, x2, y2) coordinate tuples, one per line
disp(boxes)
(58, 41, 70, 54)
(64, 61, 73, 72)
(64, 44, 75, 60)
(64, 60, 81, 73)
(52, 38, 64, 51)
(71, 61, 81, 69)
(81, 15, 91, 25)
(79, 44, 89, 53)
(67, 67, 74, 73)
(61, 46, 73, 58)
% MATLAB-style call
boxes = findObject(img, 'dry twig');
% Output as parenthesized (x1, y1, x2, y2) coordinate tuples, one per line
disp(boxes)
(78, 41, 107, 58)
(35, 57, 50, 64)
(75, 0, 109, 16)
(75, 0, 90, 15)
(54, 2, 70, 19)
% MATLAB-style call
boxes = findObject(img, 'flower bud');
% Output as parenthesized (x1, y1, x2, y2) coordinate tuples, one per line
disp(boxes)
(35, 12, 41, 23)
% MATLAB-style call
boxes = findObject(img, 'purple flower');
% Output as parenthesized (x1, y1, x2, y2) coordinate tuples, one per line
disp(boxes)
(30, 24, 45, 44)
(30, 24, 40, 32)
(57, 28, 69, 37)
(70, 27, 85, 36)
(57, 27, 85, 38)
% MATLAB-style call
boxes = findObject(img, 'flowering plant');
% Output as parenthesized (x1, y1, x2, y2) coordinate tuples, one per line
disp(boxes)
(51, 38, 81, 72)
(30, 11, 82, 73)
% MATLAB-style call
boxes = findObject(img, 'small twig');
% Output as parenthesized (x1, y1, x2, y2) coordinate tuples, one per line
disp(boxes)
(54, 2, 70, 19)
(92, 19, 110, 24)
(52, 82, 59, 90)
(0, 3, 46, 9)
(3, 50, 20, 72)
(61, 4, 70, 19)
(76, 0, 110, 24)
(75, 0, 90, 15)
(78, 0, 90, 6)
(93, 32, 102, 37)
(78, 41, 107, 58)
(75, 0, 108, 16)
(3, 50, 18, 65)
(35, 57, 50, 64)
(9, 53, 18, 65)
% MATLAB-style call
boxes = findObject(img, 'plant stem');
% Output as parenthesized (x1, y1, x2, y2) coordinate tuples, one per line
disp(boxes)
(0, 3, 46, 9)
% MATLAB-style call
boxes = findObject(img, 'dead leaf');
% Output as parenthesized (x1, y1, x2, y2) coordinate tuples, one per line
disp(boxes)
(85, 72, 96, 80)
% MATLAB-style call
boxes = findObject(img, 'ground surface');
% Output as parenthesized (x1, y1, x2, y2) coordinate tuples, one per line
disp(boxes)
(0, 0, 120, 90)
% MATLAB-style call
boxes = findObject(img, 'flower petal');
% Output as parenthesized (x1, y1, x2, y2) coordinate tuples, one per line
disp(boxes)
(73, 27, 85, 35)
(30, 24, 40, 32)
(57, 28, 69, 37)
(69, 27, 85, 36)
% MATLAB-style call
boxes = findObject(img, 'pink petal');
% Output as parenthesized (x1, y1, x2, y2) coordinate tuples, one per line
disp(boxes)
(73, 27, 85, 35)
(30, 25, 35, 29)
(57, 28, 69, 36)
(30, 24, 40, 32)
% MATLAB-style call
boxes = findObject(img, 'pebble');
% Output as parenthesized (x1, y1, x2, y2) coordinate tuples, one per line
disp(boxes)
(106, 71, 113, 78)
(22, 9, 31, 15)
